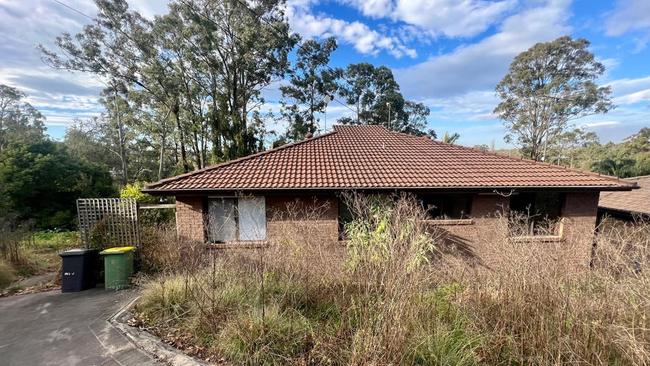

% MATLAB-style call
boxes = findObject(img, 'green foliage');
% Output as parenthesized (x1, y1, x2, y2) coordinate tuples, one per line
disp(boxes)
(338, 63, 434, 136)
(495, 36, 613, 161)
(120, 182, 155, 203)
(32, 231, 79, 251)
(406, 288, 481, 366)
(281, 37, 341, 141)
(121, 182, 175, 225)
(0, 84, 45, 151)
(570, 127, 650, 177)
(137, 275, 192, 321)
(441, 132, 460, 144)
(219, 306, 314, 365)
(0, 140, 116, 229)
(344, 196, 435, 272)
(42, 0, 298, 173)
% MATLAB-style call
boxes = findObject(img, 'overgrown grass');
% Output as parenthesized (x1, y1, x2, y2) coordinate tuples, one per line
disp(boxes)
(0, 228, 79, 289)
(0, 259, 16, 289)
(135, 195, 650, 365)
(32, 231, 79, 251)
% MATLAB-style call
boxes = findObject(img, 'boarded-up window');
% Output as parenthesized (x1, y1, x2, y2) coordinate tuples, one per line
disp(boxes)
(207, 198, 237, 242)
(207, 196, 266, 242)
(238, 197, 266, 241)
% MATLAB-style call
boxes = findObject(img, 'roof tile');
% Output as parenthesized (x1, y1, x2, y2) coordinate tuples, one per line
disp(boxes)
(599, 176, 650, 215)
(145, 125, 635, 192)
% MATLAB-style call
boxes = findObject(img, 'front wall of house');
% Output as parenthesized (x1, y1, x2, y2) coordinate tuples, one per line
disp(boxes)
(266, 195, 339, 245)
(176, 196, 205, 242)
(561, 191, 600, 266)
(430, 194, 509, 266)
(174, 191, 601, 268)
(430, 192, 600, 269)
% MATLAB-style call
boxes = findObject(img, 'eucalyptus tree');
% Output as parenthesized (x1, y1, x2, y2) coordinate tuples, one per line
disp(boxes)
(494, 36, 613, 161)
(100, 86, 133, 186)
(0, 84, 45, 152)
(281, 37, 341, 140)
(167, 0, 297, 160)
(41, 0, 297, 174)
(338, 63, 375, 124)
(337, 64, 431, 135)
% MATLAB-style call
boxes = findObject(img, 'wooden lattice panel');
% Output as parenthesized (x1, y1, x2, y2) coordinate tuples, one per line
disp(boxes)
(77, 198, 140, 248)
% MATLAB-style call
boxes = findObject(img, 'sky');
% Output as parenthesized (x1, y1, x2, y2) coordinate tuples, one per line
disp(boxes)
(0, 0, 649, 148)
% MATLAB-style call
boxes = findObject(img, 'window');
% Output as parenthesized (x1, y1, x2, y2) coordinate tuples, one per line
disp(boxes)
(419, 194, 472, 220)
(207, 196, 266, 242)
(509, 192, 563, 236)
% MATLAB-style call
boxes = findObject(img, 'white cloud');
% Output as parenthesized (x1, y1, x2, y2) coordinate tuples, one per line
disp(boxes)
(0, 0, 168, 130)
(286, 0, 417, 58)
(344, 0, 515, 38)
(575, 106, 649, 142)
(425, 91, 499, 122)
(605, 0, 650, 36)
(607, 76, 650, 105)
(580, 120, 620, 128)
(395, 0, 572, 99)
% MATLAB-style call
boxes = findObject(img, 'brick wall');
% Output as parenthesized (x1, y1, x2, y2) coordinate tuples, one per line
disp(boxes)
(175, 196, 205, 242)
(561, 191, 600, 267)
(427, 192, 599, 269)
(266, 195, 339, 245)
(430, 194, 509, 266)
(173, 191, 600, 268)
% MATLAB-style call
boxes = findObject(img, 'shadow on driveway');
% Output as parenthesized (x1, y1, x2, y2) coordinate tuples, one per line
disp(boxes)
(0, 288, 158, 366)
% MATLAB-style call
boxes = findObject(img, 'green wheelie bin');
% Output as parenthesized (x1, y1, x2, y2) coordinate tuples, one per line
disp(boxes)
(100, 246, 136, 290)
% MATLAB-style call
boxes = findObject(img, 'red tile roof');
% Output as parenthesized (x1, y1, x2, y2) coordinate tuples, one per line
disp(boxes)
(599, 176, 650, 215)
(144, 125, 636, 192)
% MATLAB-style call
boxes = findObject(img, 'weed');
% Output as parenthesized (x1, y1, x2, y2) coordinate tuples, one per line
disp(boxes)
(134, 194, 650, 365)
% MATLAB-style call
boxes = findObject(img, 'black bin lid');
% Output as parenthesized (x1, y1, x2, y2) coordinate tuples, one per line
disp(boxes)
(59, 248, 98, 257)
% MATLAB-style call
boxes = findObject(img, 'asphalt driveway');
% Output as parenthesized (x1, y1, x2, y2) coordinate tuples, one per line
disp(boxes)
(0, 288, 158, 366)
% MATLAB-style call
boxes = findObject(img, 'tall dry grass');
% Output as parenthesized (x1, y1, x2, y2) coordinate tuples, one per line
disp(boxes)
(135, 194, 650, 365)
(437, 213, 650, 365)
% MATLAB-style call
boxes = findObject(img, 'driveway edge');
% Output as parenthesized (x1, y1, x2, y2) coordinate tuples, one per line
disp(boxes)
(108, 296, 209, 366)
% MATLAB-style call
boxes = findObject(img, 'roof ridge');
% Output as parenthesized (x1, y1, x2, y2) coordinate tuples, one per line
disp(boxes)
(145, 130, 338, 189)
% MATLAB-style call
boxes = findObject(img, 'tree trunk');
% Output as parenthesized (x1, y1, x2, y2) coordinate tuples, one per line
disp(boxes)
(116, 117, 128, 186)
(173, 103, 190, 173)
(157, 130, 166, 181)
(113, 91, 128, 186)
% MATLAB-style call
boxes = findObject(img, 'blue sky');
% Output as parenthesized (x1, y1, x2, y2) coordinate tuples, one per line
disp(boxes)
(0, 0, 649, 147)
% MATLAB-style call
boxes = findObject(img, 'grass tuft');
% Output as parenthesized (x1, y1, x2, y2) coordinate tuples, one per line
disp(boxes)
(134, 195, 650, 365)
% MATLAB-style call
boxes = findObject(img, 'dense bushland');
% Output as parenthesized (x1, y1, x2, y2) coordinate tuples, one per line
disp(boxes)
(135, 195, 650, 365)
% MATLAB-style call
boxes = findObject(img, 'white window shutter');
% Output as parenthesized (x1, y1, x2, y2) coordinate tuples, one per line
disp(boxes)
(238, 196, 266, 241)
(207, 198, 237, 242)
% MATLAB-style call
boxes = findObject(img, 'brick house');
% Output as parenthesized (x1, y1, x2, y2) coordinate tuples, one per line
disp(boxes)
(143, 125, 636, 266)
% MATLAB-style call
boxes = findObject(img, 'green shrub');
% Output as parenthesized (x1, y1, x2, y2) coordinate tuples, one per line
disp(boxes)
(120, 182, 174, 226)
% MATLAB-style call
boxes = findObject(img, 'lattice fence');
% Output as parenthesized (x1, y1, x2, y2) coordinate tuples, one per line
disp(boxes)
(77, 198, 140, 249)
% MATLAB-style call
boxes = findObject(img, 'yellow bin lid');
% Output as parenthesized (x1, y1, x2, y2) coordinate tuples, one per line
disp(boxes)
(100, 246, 136, 255)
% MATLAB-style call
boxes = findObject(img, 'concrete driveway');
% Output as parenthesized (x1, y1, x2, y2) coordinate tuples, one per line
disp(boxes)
(0, 288, 158, 366)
